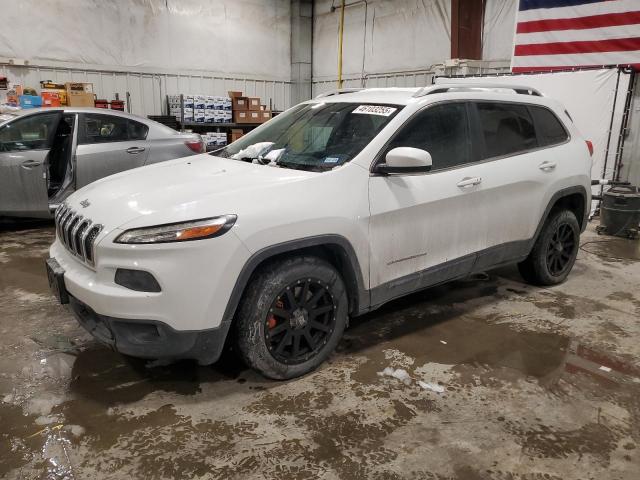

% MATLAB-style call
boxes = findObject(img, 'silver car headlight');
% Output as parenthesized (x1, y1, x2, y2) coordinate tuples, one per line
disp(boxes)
(114, 215, 237, 244)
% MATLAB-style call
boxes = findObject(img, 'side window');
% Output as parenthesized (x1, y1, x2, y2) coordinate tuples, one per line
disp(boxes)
(385, 103, 471, 171)
(476, 103, 537, 159)
(80, 114, 129, 144)
(128, 120, 149, 141)
(529, 106, 568, 147)
(0, 113, 60, 152)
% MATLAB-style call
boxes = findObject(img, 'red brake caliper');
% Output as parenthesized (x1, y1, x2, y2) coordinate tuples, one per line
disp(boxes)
(267, 298, 284, 329)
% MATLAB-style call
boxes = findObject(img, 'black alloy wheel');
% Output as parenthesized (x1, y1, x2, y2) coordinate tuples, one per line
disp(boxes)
(265, 278, 337, 365)
(546, 222, 577, 276)
(518, 209, 580, 286)
(235, 255, 348, 379)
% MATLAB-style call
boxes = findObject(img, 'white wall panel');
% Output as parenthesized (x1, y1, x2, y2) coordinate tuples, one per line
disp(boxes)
(0, 0, 291, 81)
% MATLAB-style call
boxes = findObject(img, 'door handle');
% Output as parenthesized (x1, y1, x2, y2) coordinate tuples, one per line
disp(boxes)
(21, 159, 43, 169)
(457, 176, 482, 188)
(126, 146, 146, 154)
(539, 161, 557, 171)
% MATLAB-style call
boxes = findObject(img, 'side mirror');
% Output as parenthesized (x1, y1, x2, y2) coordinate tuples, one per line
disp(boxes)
(375, 147, 432, 175)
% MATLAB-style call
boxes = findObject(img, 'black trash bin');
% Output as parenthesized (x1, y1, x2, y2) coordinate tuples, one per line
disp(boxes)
(597, 185, 640, 238)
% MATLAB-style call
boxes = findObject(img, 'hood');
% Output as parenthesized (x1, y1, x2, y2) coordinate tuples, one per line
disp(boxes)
(64, 154, 317, 230)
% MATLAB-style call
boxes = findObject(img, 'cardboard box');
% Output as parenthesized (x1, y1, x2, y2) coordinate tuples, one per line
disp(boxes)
(247, 97, 261, 110)
(194, 108, 206, 123)
(65, 82, 93, 94)
(43, 88, 67, 105)
(228, 90, 242, 99)
(183, 95, 195, 108)
(230, 128, 244, 142)
(259, 104, 267, 111)
(194, 95, 206, 109)
(259, 110, 272, 123)
(223, 98, 232, 111)
(232, 96, 248, 110)
(41, 91, 61, 107)
(233, 110, 261, 124)
(67, 91, 94, 107)
(183, 107, 194, 122)
(205, 110, 216, 123)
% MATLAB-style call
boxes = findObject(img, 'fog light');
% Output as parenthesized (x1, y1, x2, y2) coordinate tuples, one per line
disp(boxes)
(115, 269, 161, 292)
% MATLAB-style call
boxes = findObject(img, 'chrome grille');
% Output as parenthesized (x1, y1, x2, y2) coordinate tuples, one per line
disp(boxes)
(54, 204, 103, 267)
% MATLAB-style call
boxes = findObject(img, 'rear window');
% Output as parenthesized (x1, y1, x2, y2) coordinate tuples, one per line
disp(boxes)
(476, 103, 537, 159)
(529, 106, 569, 147)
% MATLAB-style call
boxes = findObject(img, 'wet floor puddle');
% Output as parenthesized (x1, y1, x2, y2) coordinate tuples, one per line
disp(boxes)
(2, 278, 639, 478)
(580, 237, 640, 263)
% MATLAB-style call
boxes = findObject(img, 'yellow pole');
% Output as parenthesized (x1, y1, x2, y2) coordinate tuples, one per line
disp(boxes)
(337, 0, 345, 89)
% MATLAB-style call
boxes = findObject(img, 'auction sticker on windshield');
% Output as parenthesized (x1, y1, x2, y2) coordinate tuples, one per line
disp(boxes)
(352, 105, 397, 116)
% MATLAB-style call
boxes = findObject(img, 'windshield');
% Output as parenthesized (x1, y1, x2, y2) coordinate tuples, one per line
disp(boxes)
(214, 102, 401, 171)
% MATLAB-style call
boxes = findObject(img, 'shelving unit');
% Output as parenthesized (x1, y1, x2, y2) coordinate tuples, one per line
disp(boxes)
(181, 122, 261, 129)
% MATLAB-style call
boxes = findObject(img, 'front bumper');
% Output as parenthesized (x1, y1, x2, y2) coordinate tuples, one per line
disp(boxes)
(68, 294, 230, 364)
(50, 228, 251, 332)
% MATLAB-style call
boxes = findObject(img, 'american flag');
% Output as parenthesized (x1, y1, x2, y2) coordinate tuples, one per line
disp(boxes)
(512, 0, 640, 72)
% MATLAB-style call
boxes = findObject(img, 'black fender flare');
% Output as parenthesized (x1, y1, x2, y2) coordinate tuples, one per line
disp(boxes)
(220, 234, 369, 329)
(527, 185, 589, 252)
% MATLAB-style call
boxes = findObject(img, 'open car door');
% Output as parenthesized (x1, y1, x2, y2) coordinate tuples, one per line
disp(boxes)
(0, 111, 62, 218)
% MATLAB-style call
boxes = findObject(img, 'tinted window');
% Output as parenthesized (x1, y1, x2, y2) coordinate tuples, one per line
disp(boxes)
(476, 103, 537, 158)
(128, 120, 149, 140)
(529, 106, 568, 147)
(80, 114, 129, 144)
(0, 113, 60, 152)
(385, 103, 471, 171)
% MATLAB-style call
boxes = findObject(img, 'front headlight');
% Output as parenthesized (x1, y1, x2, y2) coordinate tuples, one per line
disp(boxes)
(114, 215, 237, 244)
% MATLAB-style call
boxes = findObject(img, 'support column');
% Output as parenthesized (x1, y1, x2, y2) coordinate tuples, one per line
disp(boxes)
(291, 0, 313, 104)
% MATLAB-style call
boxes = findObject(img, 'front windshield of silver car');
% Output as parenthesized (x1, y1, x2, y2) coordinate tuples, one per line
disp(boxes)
(213, 102, 401, 172)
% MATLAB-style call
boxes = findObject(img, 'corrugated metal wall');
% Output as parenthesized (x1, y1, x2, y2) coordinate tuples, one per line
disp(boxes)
(1, 64, 293, 116)
(311, 62, 510, 97)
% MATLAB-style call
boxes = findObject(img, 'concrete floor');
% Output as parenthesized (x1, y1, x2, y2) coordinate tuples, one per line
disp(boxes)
(1, 221, 639, 480)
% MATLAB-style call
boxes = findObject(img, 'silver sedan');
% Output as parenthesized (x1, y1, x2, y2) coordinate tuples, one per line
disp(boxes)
(0, 107, 204, 218)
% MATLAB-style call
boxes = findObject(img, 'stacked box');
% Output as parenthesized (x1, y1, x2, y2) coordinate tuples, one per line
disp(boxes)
(213, 110, 224, 123)
(168, 94, 232, 123)
(203, 132, 228, 151)
(183, 107, 194, 122)
(194, 95, 206, 109)
(203, 133, 216, 150)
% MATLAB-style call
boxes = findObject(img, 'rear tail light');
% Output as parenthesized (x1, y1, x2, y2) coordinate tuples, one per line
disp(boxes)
(185, 139, 204, 153)
(586, 140, 594, 156)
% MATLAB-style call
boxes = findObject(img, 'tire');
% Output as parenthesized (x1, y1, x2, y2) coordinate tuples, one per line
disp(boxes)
(518, 209, 580, 286)
(235, 256, 348, 380)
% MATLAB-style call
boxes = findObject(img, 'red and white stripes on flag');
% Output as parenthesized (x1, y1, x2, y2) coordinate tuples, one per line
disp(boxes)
(512, 0, 640, 72)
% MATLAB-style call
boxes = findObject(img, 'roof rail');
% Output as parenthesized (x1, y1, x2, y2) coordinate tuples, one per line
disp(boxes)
(315, 88, 364, 99)
(413, 83, 543, 98)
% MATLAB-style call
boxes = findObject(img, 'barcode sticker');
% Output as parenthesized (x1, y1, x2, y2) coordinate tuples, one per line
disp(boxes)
(352, 105, 397, 116)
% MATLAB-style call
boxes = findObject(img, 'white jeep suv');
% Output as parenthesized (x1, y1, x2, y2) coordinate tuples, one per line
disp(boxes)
(46, 84, 592, 379)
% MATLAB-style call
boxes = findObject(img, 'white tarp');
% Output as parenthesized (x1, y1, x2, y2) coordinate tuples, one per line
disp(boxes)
(0, 0, 291, 80)
(436, 69, 632, 196)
